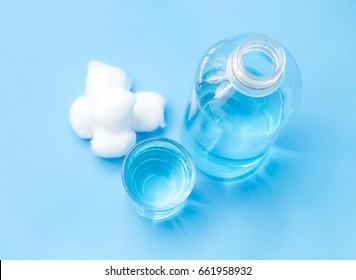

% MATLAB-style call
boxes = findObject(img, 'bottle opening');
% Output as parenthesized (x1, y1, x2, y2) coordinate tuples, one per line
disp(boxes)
(228, 35, 286, 96)
(242, 49, 276, 77)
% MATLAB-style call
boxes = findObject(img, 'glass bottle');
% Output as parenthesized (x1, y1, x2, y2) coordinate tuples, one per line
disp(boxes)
(181, 33, 302, 179)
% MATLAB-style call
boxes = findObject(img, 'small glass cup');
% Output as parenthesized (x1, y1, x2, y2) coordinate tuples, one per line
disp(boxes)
(122, 138, 195, 221)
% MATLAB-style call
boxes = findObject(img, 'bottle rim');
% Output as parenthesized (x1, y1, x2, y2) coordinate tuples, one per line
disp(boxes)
(228, 35, 286, 96)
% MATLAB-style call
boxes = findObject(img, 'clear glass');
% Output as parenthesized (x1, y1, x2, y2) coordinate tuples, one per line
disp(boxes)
(122, 138, 195, 221)
(181, 33, 302, 179)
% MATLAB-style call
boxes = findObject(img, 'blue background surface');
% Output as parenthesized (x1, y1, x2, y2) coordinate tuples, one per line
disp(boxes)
(1, 0, 356, 259)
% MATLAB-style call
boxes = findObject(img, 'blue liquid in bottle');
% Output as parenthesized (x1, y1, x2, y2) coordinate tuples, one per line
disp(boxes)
(181, 34, 302, 179)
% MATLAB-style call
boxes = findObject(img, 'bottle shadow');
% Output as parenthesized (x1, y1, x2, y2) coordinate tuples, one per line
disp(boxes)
(151, 127, 306, 233)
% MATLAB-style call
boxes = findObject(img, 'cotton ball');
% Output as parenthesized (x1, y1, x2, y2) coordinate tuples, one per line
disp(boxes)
(130, 91, 166, 132)
(92, 88, 136, 130)
(91, 127, 136, 158)
(86, 60, 132, 98)
(70, 96, 94, 138)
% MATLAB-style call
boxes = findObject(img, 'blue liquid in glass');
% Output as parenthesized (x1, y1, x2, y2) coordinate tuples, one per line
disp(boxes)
(122, 138, 195, 221)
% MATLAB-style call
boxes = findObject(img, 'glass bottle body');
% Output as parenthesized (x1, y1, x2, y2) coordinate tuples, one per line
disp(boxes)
(181, 34, 302, 179)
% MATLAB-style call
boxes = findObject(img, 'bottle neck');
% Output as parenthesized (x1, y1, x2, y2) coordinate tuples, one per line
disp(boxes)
(227, 35, 286, 97)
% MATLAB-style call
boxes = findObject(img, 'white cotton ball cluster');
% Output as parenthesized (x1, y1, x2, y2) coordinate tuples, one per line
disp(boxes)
(92, 88, 135, 129)
(70, 60, 166, 158)
(130, 91, 166, 132)
(91, 128, 136, 158)
(69, 96, 94, 139)
(86, 60, 131, 97)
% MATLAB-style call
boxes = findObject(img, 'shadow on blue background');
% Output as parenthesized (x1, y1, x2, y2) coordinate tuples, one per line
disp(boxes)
(158, 130, 302, 230)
